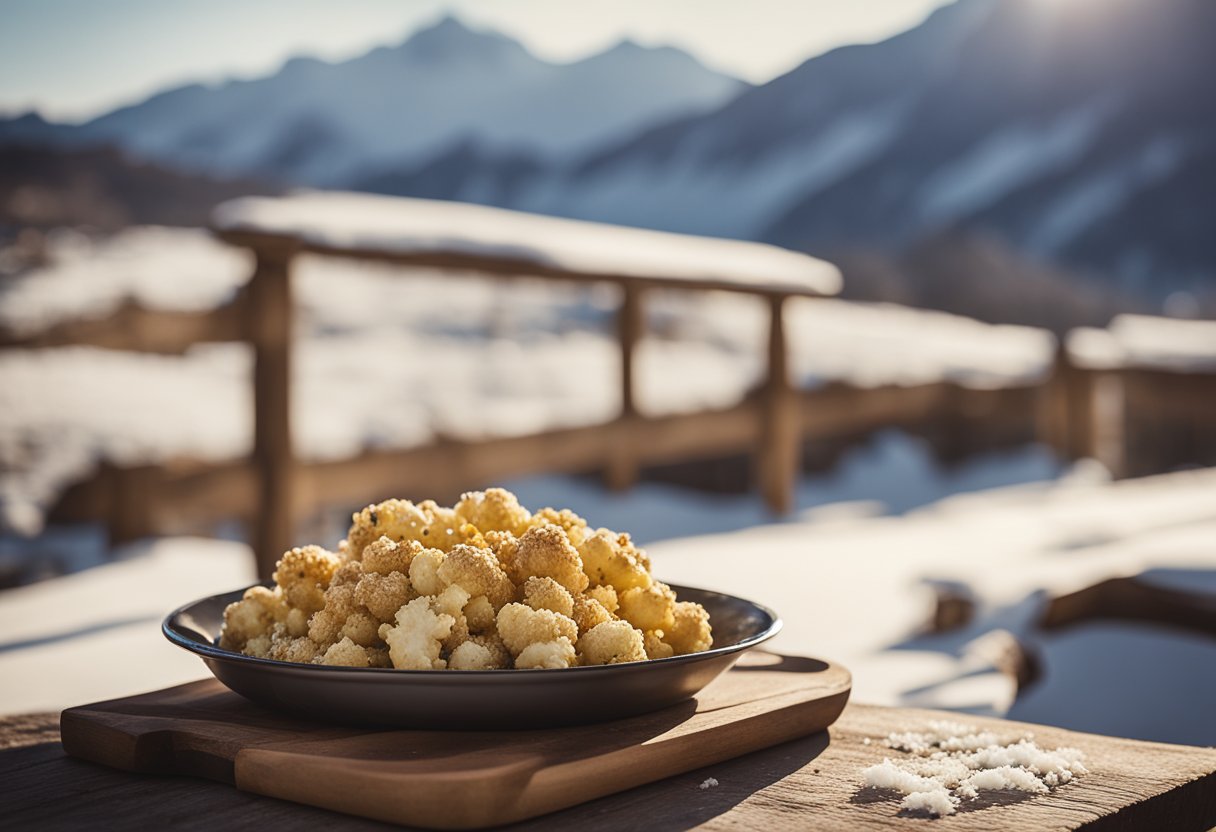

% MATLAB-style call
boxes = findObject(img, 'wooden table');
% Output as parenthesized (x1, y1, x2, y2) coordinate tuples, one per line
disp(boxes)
(3, 704, 1213, 830)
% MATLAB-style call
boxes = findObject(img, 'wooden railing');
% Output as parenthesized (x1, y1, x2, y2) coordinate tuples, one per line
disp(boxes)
(12, 197, 1209, 580)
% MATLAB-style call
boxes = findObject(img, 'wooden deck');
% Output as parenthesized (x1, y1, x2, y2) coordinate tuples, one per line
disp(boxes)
(3, 704, 1213, 830)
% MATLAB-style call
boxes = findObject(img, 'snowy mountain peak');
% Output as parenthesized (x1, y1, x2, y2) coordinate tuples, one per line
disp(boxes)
(395, 15, 528, 64)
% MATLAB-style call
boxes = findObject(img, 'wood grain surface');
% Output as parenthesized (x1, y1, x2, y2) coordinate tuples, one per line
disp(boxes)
(3, 695, 1215, 830)
(58, 652, 851, 829)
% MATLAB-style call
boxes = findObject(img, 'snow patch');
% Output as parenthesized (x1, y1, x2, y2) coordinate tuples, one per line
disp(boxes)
(213, 191, 842, 296)
(1068, 314, 1216, 372)
(861, 721, 1087, 816)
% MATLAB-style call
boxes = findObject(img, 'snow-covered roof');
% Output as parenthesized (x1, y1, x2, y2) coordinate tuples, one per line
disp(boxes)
(1067, 314, 1216, 372)
(212, 191, 842, 297)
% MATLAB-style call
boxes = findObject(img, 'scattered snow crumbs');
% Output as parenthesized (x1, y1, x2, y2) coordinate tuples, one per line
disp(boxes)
(860, 720, 1087, 817)
(699, 777, 719, 790)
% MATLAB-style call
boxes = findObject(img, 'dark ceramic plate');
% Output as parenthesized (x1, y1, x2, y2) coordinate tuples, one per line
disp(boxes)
(163, 583, 781, 729)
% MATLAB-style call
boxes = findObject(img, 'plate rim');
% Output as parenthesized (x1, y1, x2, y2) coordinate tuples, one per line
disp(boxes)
(163, 581, 783, 677)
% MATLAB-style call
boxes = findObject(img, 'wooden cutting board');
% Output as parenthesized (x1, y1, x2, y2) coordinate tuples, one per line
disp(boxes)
(60, 651, 850, 830)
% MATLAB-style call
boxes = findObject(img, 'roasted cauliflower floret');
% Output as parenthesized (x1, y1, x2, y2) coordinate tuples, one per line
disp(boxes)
(307, 582, 361, 647)
(484, 530, 519, 576)
(269, 630, 321, 664)
(361, 536, 421, 576)
(319, 636, 372, 668)
(340, 609, 381, 647)
(242, 632, 273, 658)
(528, 507, 589, 547)
(354, 569, 414, 623)
(329, 558, 364, 588)
(587, 584, 619, 613)
(464, 595, 496, 633)
(418, 500, 463, 549)
(523, 576, 575, 619)
(512, 524, 589, 594)
(515, 637, 577, 669)
(379, 596, 455, 670)
(220, 585, 285, 651)
(664, 601, 713, 655)
(643, 630, 675, 660)
(578, 530, 652, 592)
(618, 582, 676, 633)
(408, 547, 448, 596)
(578, 620, 647, 665)
(448, 640, 495, 670)
(455, 488, 532, 537)
(495, 602, 578, 657)
(346, 499, 432, 559)
(571, 594, 613, 634)
(438, 544, 515, 609)
(272, 545, 341, 614)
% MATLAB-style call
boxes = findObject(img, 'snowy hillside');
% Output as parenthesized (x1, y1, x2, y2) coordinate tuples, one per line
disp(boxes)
(1, 17, 744, 186)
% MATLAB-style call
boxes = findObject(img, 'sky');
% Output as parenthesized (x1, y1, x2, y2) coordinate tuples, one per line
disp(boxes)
(0, 0, 952, 123)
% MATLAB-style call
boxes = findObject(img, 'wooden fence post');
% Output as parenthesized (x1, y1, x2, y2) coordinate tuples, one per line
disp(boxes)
(605, 283, 645, 491)
(759, 294, 798, 514)
(247, 245, 296, 580)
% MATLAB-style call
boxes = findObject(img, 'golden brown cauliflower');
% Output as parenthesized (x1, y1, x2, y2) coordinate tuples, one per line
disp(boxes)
(578, 530, 652, 592)
(455, 488, 532, 537)
(664, 601, 713, 655)
(354, 569, 414, 623)
(643, 630, 675, 660)
(340, 610, 381, 648)
(269, 630, 321, 664)
(361, 536, 421, 576)
(512, 524, 589, 594)
(408, 547, 448, 596)
(515, 637, 577, 669)
(571, 594, 613, 634)
(379, 596, 455, 670)
(618, 582, 676, 633)
(220, 585, 286, 651)
(437, 544, 515, 609)
(586, 584, 619, 613)
(578, 620, 647, 665)
(307, 582, 362, 647)
(272, 545, 341, 614)
(484, 530, 519, 575)
(448, 640, 495, 670)
(329, 558, 364, 588)
(522, 576, 575, 619)
(463, 595, 496, 633)
(346, 499, 431, 558)
(319, 636, 372, 668)
(220, 487, 714, 671)
(528, 507, 589, 546)
(495, 602, 578, 657)
(418, 500, 463, 549)
(468, 632, 511, 668)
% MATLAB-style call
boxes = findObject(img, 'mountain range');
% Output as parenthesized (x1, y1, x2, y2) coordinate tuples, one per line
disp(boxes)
(0, 16, 744, 186)
(3, 0, 1213, 307)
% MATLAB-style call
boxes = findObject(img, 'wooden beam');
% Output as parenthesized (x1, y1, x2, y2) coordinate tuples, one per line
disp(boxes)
(0, 295, 246, 355)
(246, 246, 296, 579)
(758, 295, 798, 514)
(605, 284, 645, 491)
(44, 381, 1044, 544)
